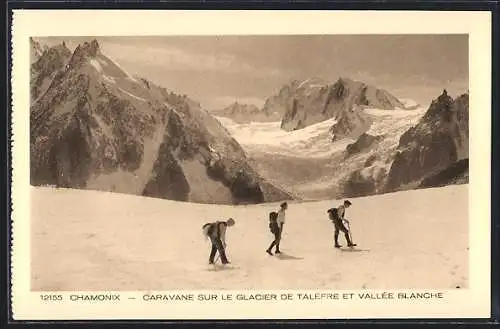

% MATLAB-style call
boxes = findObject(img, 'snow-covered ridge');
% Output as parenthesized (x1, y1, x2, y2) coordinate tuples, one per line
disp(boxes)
(364, 107, 426, 136)
(100, 53, 137, 81)
(364, 107, 426, 117)
(296, 77, 327, 90)
(215, 116, 343, 158)
(216, 116, 337, 146)
(215, 106, 425, 159)
(89, 58, 104, 73)
(117, 87, 147, 103)
(399, 98, 420, 108)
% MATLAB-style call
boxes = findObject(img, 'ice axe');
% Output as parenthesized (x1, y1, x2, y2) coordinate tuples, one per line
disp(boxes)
(343, 219, 355, 245)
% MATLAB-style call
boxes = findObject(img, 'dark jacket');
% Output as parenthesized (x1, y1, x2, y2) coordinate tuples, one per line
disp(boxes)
(203, 221, 228, 244)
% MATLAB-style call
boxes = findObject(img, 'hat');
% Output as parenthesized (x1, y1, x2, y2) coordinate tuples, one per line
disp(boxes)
(344, 200, 352, 206)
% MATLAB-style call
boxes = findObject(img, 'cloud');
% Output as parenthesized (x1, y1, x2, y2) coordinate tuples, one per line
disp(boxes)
(99, 41, 282, 78)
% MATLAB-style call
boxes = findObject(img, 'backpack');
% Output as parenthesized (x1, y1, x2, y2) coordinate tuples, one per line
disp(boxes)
(327, 207, 338, 221)
(268, 211, 279, 234)
(202, 221, 225, 239)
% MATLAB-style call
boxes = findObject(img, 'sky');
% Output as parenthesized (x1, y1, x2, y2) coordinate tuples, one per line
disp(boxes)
(38, 35, 468, 111)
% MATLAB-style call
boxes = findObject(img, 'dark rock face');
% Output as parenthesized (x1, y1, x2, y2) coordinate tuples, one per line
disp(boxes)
(213, 102, 276, 124)
(385, 90, 469, 191)
(30, 75, 151, 189)
(30, 39, 292, 205)
(30, 41, 72, 102)
(219, 102, 260, 116)
(342, 169, 377, 198)
(206, 159, 265, 204)
(345, 133, 384, 158)
(142, 131, 190, 202)
(274, 77, 404, 131)
(31, 110, 94, 188)
(419, 158, 469, 188)
(331, 106, 372, 141)
(30, 37, 46, 64)
(68, 40, 100, 69)
(364, 154, 379, 168)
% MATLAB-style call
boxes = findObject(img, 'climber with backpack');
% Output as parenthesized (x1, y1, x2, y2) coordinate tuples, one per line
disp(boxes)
(266, 202, 288, 255)
(327, 200, 356, 248)
(202, 218, 235, 265)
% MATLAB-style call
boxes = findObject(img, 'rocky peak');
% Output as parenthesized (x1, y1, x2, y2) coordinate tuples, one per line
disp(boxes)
(336, 76, 354, 85)
(214, 101, 269, 123)
(422, 89, 454, 123)
(331, 77, 358, 100)
(30, 46, 292, 204)
(30, 38, 45, 64)
(30, 41, 73, 102)
(344, 133, 384, 158)
(68, 39, 101, 69)
(277, 76, 404, 131)
(330, 105, 371, 141)
(30, 37, 41, 50)
(219, 101, 258, 114)
(276, 84, 293, 99)
(31, 42, 71, 69)
(385, 91, 469, 192)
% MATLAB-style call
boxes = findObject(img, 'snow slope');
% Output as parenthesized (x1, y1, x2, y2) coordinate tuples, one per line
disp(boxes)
(31, 184, 468, 291)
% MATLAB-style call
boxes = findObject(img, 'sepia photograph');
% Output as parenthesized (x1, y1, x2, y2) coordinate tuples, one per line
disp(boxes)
(29, 34, 469, 291)
(11, 10, 491, 320)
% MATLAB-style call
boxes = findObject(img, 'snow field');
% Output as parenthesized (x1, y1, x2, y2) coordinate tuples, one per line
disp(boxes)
(31, 184, 468, 291)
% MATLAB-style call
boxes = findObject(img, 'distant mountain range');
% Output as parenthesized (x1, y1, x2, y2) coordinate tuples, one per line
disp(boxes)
(214, 76, 418, 131)
(212, 101, 280, 123)
(219, 86, 468, 200)
(30, 39, 291, 205)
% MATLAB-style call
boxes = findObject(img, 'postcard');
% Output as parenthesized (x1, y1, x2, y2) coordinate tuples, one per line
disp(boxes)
(11, 9, 491, 320)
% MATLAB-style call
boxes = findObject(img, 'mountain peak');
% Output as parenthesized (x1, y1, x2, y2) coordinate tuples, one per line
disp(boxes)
(436, 88, 453, 105)
(336, 76, 356, 85)
(52, 41, 71, 53)
(278, 76, 404, 131)
(68, 39, 101, 69)
(79, 39, 100, 57)
(422, 90, 459, 123)
(435, 89, 452, 103)
(223, 101, 259, 112)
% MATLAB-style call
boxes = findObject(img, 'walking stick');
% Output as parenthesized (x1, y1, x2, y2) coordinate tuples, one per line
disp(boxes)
(344, 220, 355, 245)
